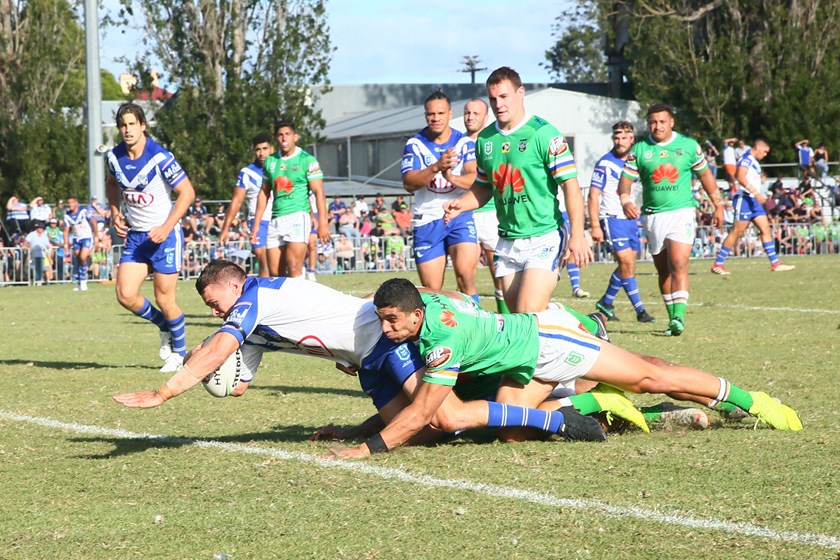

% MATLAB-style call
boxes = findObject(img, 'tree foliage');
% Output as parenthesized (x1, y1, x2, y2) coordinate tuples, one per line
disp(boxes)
(548, 0, 840, 163)
(115, 0, 332, 199)
(543, 1, 606, 83)
(0, 0, 89, 203)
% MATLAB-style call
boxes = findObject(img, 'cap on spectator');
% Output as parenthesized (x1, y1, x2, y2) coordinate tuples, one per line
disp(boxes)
(49, 218, 57, 225)
(400, 203, 408, 209)
(58, 199, 64, 203)
(195, 197, 203, 202)
(34, 220, 45, 229)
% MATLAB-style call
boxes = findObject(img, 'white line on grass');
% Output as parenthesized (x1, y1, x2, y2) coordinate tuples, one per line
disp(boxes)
(2, 410, 839, 551)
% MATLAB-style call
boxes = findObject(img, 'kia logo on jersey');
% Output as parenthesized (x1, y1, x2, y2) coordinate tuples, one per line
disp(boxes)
(123, 191, 154, 207)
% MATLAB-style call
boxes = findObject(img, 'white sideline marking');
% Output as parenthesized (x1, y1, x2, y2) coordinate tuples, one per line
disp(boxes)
(2, 410, 838, 551)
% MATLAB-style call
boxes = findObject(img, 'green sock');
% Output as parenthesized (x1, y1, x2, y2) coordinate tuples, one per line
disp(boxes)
(640, 404, 667, 423)
(563, 304, 598, 335)
(724, 383, 753, 410)
(715, 402, 739, 414)
(666, 302, 675, 320)
(495, 296, 510, 314)
(673, 302, 687, 322)
(567, 392, 601, 415)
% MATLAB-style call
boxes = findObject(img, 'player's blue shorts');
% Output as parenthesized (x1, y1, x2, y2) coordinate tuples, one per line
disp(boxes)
(119, 226, 182, 274)
(412, 212, 477, 264)
(600, 216, 641, 253)
(732, 193, 766, 222)
(73, 237, 93, 252)
(249, 218, 269, 250)
(358, 335, 424, 410)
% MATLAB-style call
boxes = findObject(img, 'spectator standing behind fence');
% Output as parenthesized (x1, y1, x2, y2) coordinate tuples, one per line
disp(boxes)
(45, 218, 65, 282)
(402, 91, 479, 300)
(329, 196, 346, 233)
(813, 142, 829, 180)
(710, 139, 795, 275)
(722, 138, 738, 194)
(335, 233, 356, 272)
(393, 200, 412, 240)
(23, 221, 51, 285)
(795, 139, 815, 177)
(704, 140, 719, 179)
(6, 196, 30, 235)
(53, 199, 66, 225)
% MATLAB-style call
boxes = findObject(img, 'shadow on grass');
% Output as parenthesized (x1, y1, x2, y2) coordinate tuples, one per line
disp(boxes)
(250, 384, 366, 399)
(0, 358, 160, 370)
(69, 424, 322, 459)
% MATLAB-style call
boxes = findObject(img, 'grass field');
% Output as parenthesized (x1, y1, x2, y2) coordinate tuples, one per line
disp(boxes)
(1, 255, 839, 559)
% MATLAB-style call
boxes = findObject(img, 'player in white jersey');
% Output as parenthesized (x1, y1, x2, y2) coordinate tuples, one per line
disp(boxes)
(463, 98, 508, 313)
(711, 138, 795, 275)
(218, 133, 274, 277)
(62, 196, 99, 291)
(105, 103, 196, 373)
(114, 260, 621, 448)
(402, 91, 479, 301)
(589, 122, 655, 323)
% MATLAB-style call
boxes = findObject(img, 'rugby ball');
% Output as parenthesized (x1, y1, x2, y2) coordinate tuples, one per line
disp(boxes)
(202, 349, 243, 398)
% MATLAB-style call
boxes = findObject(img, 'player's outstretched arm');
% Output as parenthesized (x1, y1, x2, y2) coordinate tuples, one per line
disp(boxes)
(697, 168, 725, 226)
(113, 332, 241, 408)
(218, 187, 247, 245)
(562, 177, 593, 267)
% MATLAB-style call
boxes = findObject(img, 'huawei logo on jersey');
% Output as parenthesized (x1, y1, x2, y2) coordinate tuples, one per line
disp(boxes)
(274, 175, 293, 194)
(492, 163, 525, 194)
(123, 191, 154, 207)
(295, 335, 334, 357)
(440, 310, 458, 327)
(652, 163, 679, 184)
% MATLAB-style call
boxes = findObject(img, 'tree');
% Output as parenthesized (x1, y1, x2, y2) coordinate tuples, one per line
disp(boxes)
(542, 1, 606, 83)
(550, 1, 840, 163)
(113, 0, 333, 199)
(0, 0, 89, 203)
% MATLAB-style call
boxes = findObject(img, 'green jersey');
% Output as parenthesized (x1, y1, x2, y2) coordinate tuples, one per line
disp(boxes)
(262, 147, 323, 217)
(474, 115, 577, 238)
(418, 291, 540, 387)
(622, 132, 708, 214)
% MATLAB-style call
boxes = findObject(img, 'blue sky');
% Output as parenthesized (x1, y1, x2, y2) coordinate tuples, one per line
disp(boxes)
(99, 0, 568, 86)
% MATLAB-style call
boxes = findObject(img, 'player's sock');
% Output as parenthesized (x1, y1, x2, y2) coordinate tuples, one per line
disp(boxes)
(762, 240, 781, 265)
(714, 401, 740, 415)
(708, 377, 754, 411)
(564, 392, 600, 415)
(135, 298, 169, 331)
(486, 401, 564, 433)
(566, 262, 581, 291)
(601, 272, 622, 306)
(77, 262, 88, 283)
(621, 276, 645, 313)
(561, 304, 599, 336)
(494, 290, 510, 313)
(714, 245, 731, 266)
(470, 293, 480, 305)
(166, 313, 187, 357)
(640, 403, 666, 423)
(672, 290, 688, 322)
(662, 293, 675, 320)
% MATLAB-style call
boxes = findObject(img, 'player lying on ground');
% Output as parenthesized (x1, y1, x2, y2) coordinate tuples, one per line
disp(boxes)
(326, 279, 802, 459)
(113, 259, 647, 443)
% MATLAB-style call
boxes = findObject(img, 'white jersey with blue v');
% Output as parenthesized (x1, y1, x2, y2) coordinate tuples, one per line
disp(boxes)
(64, 207, 94, 240)
(401, 128, 476, 226)
(236, 161, 272, 220)
(590, 151, 638, 218)
(107, 137, 188, 231)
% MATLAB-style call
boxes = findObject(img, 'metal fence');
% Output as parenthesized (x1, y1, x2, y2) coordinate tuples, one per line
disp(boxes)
(2, 224, 837, 287)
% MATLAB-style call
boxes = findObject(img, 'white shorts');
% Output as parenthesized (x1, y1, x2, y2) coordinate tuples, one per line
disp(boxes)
(532, 309, 602, 385)
(494, 230, 563, 277)
(267, 211, 309, 248)
(239, 344, 265, 383)
(473, 209, 500, 251)
(642, 207, 696, 255)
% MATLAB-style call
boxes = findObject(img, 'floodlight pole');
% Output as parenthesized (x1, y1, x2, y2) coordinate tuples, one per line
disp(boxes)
(84, 0, 106, 202)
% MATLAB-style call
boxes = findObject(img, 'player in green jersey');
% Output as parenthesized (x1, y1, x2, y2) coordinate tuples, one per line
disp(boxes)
(253, 120, 330, 277)
(444, 67, 593, 315)
(328, 278, 801, 457)
(463, 98, 509, 313)
(618, 104, 725, 336)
